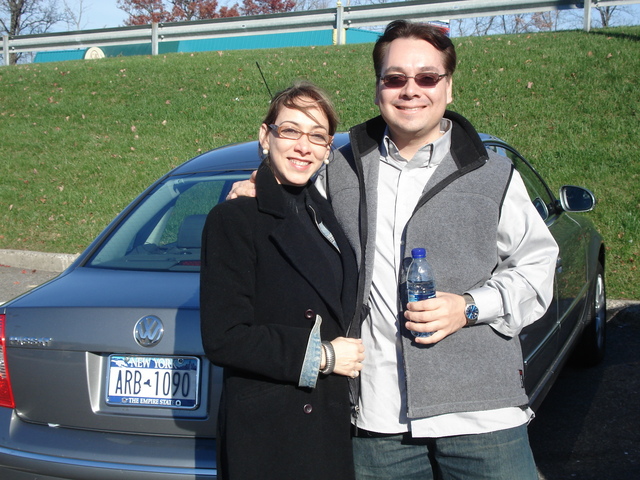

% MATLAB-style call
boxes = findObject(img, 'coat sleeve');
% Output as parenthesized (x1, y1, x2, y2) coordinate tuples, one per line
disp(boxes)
(199, 200, 316, 384)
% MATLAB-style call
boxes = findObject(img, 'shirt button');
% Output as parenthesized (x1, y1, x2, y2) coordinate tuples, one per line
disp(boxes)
(303, 404, 313, 414)
(305, 309, 315, 319)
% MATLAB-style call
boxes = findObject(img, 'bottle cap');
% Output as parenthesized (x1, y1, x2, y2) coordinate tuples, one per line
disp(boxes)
(411, 248, 426, 258)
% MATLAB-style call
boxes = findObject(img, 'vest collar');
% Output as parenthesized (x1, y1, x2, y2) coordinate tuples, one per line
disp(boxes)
(349, 110, 489, 172)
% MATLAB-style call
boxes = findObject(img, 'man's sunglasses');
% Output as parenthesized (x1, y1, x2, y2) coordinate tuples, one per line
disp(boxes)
(379, 72, 448, 89)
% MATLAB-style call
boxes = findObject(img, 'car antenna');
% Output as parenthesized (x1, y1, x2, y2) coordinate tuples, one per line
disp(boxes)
(256, 62, 273, 100)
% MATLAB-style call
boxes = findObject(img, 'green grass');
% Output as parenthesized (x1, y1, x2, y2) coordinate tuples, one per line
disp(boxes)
(1, 27, 638, 298)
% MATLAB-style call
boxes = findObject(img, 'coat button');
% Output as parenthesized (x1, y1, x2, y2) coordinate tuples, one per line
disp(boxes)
(305, 309, 315, 319)
(303, 404, 313, 414)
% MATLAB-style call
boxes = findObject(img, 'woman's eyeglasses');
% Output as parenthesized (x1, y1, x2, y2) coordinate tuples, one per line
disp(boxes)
(269, 124, 332, 147)
(379, 72, 448, 89)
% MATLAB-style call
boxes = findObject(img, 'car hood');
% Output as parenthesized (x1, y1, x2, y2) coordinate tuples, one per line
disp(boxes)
(6, 267, 200, 310)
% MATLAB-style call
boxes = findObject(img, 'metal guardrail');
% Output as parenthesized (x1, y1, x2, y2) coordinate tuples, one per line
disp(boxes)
(1, 0, 637, 66)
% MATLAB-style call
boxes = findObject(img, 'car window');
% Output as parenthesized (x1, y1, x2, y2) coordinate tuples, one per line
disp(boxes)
(486, 144, 555, 222)
(88, 173, 250, 272)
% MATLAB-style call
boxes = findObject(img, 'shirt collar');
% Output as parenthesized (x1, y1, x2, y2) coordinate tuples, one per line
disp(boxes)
(381, 118, 452, 170)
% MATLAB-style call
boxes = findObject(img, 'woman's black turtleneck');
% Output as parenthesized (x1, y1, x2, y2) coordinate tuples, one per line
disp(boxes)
(280, 183, 343, 293)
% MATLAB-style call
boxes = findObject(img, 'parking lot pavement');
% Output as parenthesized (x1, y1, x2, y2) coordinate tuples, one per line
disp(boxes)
(531, 300, 640, 480)
(0, 249, 75, 305)
(0, 265, 60, 305)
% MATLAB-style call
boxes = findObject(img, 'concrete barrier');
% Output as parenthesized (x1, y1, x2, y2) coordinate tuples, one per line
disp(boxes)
(0, 249, 79, 273)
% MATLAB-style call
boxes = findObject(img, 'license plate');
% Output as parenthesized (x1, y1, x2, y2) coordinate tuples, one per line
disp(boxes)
(106, 355, 200, 409)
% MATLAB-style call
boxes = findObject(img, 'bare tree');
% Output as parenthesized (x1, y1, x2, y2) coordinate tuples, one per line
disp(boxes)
(596, 5, 616, 27)
(455, 16, 497, 37)
(531, 11, 560, 31)
(63, 0, 89, 30)
(292, 0, 331, 10)
(1, 0, 67, 64)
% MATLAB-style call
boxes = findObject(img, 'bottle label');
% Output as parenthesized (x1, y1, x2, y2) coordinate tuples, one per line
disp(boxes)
(407, 280, 435, 302)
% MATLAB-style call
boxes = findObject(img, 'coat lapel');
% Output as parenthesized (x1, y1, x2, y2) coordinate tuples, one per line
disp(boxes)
(256, 163, 346, 326)
(270, 216, 344, 323)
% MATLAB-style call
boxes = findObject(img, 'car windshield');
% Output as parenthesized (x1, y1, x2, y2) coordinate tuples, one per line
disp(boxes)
(87, 172, 250, 272)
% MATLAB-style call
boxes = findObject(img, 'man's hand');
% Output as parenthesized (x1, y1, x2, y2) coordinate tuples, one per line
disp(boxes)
(226, 170, 257, 200)
(404, 292, 468, 344)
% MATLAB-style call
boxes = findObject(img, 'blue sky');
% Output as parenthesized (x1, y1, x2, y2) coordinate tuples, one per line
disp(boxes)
(72, 0, 638, 31)
(75, 0, 127, 29)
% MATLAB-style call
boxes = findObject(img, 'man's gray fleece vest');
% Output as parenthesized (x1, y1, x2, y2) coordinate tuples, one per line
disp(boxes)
(326, 113, 530, 419)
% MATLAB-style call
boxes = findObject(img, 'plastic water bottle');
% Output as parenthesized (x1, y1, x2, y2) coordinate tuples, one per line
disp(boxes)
(406, 247, 436, 338)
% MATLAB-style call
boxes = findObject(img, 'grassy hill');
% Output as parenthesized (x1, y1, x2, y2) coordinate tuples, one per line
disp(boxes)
(1, 26, 638, 298)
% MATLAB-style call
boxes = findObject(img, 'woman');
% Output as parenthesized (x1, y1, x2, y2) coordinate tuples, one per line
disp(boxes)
(200, 81, 364, 480)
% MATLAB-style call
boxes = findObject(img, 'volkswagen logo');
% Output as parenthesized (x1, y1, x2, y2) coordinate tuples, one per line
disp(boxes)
(134, 316, 164, 347)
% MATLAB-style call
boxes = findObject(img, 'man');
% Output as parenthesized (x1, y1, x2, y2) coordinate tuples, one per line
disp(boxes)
(231, 19, 558, 479)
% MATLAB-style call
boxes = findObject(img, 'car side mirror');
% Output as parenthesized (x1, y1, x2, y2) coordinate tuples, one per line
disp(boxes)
(558, 185, 596, 212)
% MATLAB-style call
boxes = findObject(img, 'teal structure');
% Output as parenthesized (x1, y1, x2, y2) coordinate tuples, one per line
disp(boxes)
(34, 28, 379, 63)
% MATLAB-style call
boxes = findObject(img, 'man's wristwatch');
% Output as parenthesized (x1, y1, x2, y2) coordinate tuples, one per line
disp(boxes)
(463, 294, 479, 326)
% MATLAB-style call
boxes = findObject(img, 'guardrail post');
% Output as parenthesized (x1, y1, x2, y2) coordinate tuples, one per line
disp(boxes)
(583, 0, 592, 32)
(334, 1, 346, 46)
(2, 35, 8, 66)
(152, 23, 159, 55)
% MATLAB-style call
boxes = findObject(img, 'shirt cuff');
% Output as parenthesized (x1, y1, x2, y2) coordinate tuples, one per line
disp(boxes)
(298, 314, 323, 388)
(465, 288, 502, 326)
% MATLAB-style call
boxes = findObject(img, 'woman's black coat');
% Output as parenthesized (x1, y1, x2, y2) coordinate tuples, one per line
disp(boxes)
(200, 164, 358, 480)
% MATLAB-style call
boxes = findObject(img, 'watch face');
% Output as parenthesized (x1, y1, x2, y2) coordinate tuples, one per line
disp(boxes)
(465, 304, 479, 321)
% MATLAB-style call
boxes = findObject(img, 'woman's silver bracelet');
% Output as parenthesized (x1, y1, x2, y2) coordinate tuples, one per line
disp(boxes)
(320, 341, 335, 375)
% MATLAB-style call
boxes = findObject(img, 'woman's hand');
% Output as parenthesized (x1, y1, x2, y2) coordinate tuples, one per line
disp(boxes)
(330, 337, 365, 378)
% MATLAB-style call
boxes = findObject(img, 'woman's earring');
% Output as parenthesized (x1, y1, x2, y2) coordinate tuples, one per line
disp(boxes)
(262, 148, 269, 156)
(323, 147, 333, 165)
